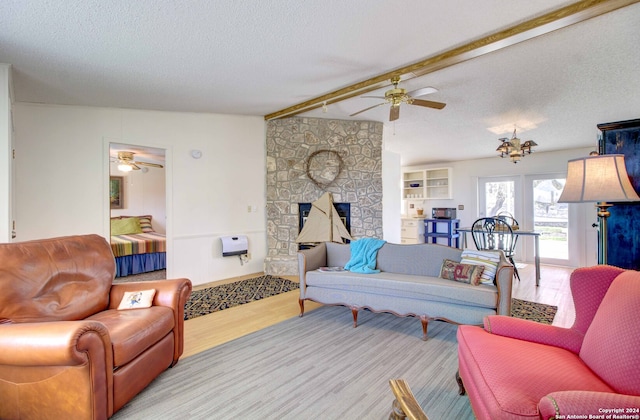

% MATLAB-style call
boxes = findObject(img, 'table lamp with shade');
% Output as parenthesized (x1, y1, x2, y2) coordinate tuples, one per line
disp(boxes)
(558, 154, 640, 265)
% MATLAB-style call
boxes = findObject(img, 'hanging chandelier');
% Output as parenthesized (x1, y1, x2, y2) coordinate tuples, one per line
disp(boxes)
(496, 128, 538, 163)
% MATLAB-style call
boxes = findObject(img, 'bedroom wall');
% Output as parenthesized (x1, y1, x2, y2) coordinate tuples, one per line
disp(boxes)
(110, 162, 167, 234)
(13, 103, 266, 286)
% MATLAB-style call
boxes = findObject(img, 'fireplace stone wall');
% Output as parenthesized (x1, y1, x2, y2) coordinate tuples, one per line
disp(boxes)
(264, 117, 383, 275)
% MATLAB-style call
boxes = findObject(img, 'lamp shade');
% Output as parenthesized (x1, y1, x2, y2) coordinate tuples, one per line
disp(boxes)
(558, 154, 640, 203)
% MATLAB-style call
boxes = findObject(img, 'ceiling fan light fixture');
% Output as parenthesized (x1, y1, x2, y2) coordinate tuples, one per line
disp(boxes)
(350, 76, 446, 121)
(497, 128, 537, 163)
(112, 150, 164, 171)
(118, 163, 133, 172)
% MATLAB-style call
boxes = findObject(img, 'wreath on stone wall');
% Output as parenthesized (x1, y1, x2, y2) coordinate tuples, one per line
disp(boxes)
(305, 149, 344, 189)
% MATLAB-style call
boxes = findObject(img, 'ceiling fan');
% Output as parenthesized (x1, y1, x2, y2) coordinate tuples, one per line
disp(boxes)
(112, 151, 164, 172)
(350, 76, 446, 122)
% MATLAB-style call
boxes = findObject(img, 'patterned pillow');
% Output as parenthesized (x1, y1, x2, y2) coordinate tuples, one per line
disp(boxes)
(460, 249, 501, 285)
(439, 259, 485, 286)
(137, 217, 154, 232)
(117, 289, 156, 310)
(121, 215, 154, 232)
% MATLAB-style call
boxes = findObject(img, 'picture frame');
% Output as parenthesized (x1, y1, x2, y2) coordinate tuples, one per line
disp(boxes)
(110, 176, 124, 209)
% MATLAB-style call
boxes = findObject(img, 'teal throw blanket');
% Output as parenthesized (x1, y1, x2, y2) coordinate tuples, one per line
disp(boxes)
(344, 238, 386, 274)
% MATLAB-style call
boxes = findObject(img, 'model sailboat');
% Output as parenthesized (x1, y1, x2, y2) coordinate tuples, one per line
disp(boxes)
(296, 192, 352, 244)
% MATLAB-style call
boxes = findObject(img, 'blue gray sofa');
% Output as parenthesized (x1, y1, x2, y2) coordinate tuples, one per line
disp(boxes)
(297, 242, 514, 340)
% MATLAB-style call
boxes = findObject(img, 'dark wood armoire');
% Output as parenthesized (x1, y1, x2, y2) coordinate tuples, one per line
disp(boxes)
(598, 118, 640, 269)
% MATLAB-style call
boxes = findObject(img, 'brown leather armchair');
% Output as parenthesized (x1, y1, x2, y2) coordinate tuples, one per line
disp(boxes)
(0, 234, 192, 420)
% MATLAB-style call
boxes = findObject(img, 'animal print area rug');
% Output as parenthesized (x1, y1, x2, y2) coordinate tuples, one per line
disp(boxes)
(184, 275, 299, 320)
(511, 298, 557, 324)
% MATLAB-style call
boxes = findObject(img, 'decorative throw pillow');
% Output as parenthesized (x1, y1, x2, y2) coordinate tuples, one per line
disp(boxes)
(121, 215, 154, 232)
(460, 249, 501, 285)
(137, 217, 154, 232)
(439, 259, 485, 286)
(110, 217, 143, 235)
(117, 289, 156, 310)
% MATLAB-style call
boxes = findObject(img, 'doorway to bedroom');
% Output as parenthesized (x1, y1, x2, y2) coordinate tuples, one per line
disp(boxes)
(109, 143, 167, 278)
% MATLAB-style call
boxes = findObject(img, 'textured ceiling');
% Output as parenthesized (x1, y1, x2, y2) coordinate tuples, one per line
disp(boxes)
(1, 1, 639, 165)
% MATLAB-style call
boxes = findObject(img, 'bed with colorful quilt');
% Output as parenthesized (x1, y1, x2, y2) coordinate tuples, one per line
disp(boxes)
(110, 215, 166, 277)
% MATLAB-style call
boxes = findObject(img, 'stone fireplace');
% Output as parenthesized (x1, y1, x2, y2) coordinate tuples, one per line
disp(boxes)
(264, 117, 383, 275)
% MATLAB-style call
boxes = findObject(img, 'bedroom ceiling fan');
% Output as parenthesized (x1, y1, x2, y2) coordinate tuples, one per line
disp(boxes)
(112, 151, 164, 172)
(350, 76, 446, 122)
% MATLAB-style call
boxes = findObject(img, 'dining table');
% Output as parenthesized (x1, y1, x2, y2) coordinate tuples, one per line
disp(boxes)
(456, 227, 542, 286)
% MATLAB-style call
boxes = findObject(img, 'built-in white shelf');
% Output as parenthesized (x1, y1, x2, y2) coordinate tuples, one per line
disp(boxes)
(402, 167, 452, 200)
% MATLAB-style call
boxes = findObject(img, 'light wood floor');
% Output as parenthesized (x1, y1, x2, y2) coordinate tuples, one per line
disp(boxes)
(183, 274, 321, 358)
(182, 264, 575, 358)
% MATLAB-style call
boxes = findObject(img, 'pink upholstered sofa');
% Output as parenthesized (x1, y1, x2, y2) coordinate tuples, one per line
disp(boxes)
(456, 265, 640, 419)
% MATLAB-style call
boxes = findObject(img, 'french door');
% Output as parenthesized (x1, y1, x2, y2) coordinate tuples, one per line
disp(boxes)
(478, 176, 525, 263)
(523, 174, 570, 266)
(478, 176, 521, 220)
(479, 174, 578, 267)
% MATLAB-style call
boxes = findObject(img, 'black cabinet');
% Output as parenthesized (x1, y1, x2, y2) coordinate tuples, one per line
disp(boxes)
(598, 118, 640, 269)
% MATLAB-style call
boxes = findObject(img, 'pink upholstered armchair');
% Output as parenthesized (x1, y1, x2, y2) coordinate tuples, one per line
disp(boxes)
(456, 265, 640, 419)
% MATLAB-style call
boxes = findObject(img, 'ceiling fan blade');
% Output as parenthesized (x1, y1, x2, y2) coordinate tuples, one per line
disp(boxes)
(360, 95, 386, 99)
(390, 106, 400, 122)
(407, 86, 438, 98)
(130, 163, 141, 170)
(134, 161, 164, 168)
(350, 102, 386, 117)
(410, 99, 447, 110)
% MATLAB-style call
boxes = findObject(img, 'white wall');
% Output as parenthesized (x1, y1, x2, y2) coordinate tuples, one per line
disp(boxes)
(0, 64, 12, 243)
(382, 150, 401, 243)
(13, 103, 266, 286)
(12, 100, 601, 283)
(403, 146, 598, 268)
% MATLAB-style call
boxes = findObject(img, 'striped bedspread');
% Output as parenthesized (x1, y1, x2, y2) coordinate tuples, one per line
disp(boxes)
(110, 232, 166, 257)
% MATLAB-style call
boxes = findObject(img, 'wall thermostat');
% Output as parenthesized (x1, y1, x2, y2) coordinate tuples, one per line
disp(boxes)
(190, 150, 202, 159)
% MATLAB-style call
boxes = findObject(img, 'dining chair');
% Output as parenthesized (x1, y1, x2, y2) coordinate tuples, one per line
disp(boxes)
(471, 217, 520, 281)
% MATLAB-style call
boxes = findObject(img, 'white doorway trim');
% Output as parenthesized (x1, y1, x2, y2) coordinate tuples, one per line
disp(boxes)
(103, 138, 173, 276)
